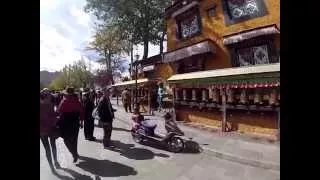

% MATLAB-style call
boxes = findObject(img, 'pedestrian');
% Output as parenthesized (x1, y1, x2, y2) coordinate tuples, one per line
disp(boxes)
(58, 86, 84, 163)
(83, 89, 96, 141)
(121, 88, 132, 113)
(89, 89, 96, 106)
(96, 90, 102, 106)
(40, 88, 61, 172)
(97, 88, 116, 147)
(157, 83, 165, 112)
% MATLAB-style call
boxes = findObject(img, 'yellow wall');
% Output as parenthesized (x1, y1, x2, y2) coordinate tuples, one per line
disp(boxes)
(227, 110, 278, 137)
(164, 0, 280, 138)
(176, 109, 222, 128)
(166, 0, 280, 75)
(177, 109, 278, 137)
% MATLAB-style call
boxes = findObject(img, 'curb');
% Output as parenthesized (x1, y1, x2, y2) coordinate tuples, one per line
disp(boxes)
(201, 147, 280, 171)
(114, 115, 280, 171)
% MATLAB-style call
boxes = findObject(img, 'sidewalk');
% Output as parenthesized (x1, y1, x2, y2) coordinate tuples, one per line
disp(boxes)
(111, 99, 280, 171)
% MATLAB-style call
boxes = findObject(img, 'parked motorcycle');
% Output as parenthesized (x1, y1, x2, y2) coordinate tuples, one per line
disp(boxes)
(131, 113, 185, 153)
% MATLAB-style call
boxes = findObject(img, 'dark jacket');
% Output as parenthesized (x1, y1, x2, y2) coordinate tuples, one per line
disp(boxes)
(97, 96, 114, 122)
(83, 95, 95, 119)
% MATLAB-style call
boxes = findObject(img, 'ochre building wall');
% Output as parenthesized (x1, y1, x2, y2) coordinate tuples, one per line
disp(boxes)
(176, 109, 278, 138)
(164, 0, 280, 138)
(176, 109, 222, 128)
(166, 0, 280, 72)
(226, 110, 278, 137)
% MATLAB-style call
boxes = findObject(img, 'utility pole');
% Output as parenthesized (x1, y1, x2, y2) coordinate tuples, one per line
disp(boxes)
(134, 52, 140, 110)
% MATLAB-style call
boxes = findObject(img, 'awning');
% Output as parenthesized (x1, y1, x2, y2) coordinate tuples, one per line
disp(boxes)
(171, 1, 199, 18)
(223, 25, 280, 45)
(168, 63, 280, 87)
(143, 65, 155, 72)
(163, 40, 216, 63)
(111, 78, 149, 87)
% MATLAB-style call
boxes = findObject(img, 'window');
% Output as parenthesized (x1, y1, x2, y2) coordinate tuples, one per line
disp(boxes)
(176, 7, 202, 39)
(237, 44, 269, 66)
(176, 55, 205, 74)
(222, 0, 268, 25)
(229, 36, 279, 67)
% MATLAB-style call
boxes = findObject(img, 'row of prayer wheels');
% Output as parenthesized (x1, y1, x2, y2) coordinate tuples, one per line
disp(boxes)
(131, 88, 149, 97)
(174, 88, 280, 106)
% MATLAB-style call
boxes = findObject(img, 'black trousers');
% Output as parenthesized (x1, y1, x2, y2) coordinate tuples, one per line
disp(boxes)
(102, 121, 113, 146)
(84, 117, 95, 139)
(123, 103, 131, 113)
(40, 135, 58, 170)
(59, 119, 80, 158)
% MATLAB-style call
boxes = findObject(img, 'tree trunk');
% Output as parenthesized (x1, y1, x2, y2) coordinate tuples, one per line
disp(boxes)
(130, 44, 133, 78)
(160, 27, 166, 54)
(143, 39, 149, 61)
(104, 49, 114, 85)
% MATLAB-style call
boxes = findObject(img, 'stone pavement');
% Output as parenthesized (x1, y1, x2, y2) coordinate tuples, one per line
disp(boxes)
(41, 119, 280, 180)
(111, 99, 280, 171)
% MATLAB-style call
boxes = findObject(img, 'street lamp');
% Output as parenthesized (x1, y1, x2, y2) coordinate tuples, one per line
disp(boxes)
(134, 52, 140, 109)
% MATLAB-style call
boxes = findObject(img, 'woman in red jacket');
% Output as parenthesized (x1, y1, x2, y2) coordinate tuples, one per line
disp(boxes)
(58, 87, 84, 163)
(40, 88, 60, 172)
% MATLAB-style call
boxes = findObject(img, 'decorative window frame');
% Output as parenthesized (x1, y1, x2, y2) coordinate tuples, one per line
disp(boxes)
(228, 36, 279, 67)
(222, 0, 268, 26)
(175, 6, 202, 40)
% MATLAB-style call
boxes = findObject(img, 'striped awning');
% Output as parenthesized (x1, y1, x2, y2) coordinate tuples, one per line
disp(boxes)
(111, 78, 149, 87)
(163, 40, 216, 63)
(168, 63, 280, 88)
(223, 25, 280, 45)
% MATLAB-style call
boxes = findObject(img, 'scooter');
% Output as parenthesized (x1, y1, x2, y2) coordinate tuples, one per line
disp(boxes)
(131, 115, 185, 153)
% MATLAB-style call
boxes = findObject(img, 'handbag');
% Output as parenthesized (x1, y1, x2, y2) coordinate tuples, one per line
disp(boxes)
(92, 107, 100, 120)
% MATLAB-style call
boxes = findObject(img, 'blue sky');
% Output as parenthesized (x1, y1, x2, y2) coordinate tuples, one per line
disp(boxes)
(40, 0, 166, 73)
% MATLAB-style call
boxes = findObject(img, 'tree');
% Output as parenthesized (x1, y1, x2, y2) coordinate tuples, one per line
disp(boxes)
(85, 0, 171, 60)
(87, 25, 130, 85)
(40, 82, 45, 90)
(49, 60, 94, 90)
(122, 76, 130, 82)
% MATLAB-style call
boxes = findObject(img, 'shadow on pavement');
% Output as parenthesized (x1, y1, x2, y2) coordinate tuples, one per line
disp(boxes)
(113, 127, 132, 132)
(53, 168, 93, 180)
(183, 140, 203, 154)
(76, 156, 137, 177)
(137, 139, 203, 154)
(106, 140, 170, 160)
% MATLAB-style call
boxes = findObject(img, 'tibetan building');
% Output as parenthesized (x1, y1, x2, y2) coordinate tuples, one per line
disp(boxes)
(112, 54, 167, 114)
(161, 0, 280, 140)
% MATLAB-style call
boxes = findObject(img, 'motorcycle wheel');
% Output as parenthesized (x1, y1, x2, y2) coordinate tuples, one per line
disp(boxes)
(132, 132, 143, 144)
(168, 137, 184, 153)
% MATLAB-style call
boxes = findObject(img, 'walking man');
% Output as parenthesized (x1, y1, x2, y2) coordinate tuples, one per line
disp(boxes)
(121, 88, 131, 113)
(97, 88, 116, 147)
(83, 89, 96, 141)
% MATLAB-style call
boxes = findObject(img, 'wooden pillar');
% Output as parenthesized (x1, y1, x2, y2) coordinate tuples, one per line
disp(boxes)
(277, 108, 280, 140)
(221, 89, 227, 132)
(148, 87, 151, 115)
(116, 87, 119, 105)
(172, 87, 175, 108)
(175, 88, 180, 101)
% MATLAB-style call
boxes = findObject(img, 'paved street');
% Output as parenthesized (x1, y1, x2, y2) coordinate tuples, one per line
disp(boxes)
(41, 116, 280, 180)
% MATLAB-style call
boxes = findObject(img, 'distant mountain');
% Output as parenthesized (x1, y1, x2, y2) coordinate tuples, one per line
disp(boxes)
(40, 71, 60, 87)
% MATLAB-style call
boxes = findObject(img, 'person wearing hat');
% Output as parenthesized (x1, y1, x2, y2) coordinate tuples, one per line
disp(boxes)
(40, 88, 61, 172)
(97, 87, 116, 147)
(82, 89, 96, 141)
(121, 88, 132, 113)
(58, 86, 84, 163)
